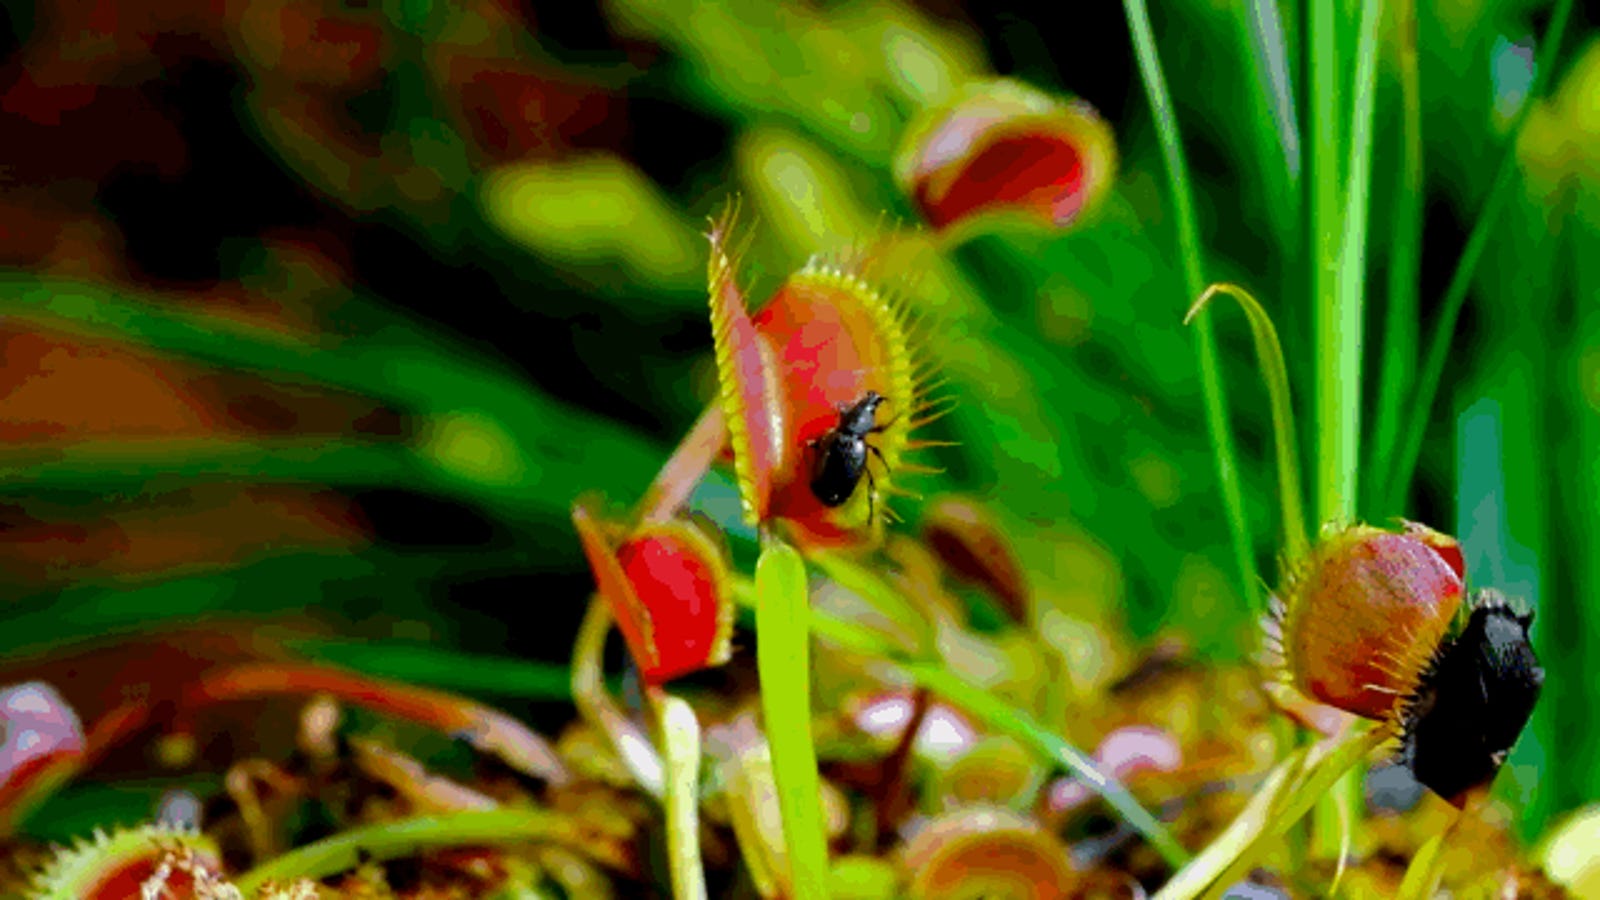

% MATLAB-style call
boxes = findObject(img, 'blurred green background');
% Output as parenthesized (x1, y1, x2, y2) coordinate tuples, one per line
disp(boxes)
(1, 0, 1597, 846)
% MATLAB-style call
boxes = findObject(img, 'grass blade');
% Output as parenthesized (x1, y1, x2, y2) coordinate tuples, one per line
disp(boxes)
(1309, 0, 1344, 525)
(1364, 0, 1424, 514)
(1204, 725, 1387, 893)
(1382, 0, 1575, 510)
(1320, 0, 1386, 526)
(0, 274, 666, 522)
(1186, 283, 1310, 567)
(0, 439, 416, 494)
(234, 809, 586, 895)
(1236, 0, 1303, 254)
(1123, 0, 1261, 612)
(292, 640, 577, 700)
(755, 538, 831, 900)
(1395, 831, 1446, 900)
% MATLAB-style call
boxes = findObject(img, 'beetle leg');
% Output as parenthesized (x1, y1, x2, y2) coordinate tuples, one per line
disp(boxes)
(864, 463, 878, 525)
(866, 442, 891, 472)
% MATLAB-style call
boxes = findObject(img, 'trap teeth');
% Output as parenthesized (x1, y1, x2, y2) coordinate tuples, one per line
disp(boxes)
(28, 822, 222, 900)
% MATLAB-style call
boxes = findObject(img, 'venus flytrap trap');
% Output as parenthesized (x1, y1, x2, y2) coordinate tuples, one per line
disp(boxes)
(893, 78, 1118, 238)
(25, 823, 233, 900)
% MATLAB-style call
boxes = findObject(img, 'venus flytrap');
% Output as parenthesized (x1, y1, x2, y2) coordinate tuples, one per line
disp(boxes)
(1139, 0, 1549, 877)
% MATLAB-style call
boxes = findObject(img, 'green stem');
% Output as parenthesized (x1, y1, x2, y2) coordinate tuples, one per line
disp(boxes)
(233, 809, 582, 895)
(1384, 0, 1575, 511)
(1310, 0, 1344, 528)
(1395, 830, 1447, 899)
(571, 597, 665, 798)
(1309, 0, 1385, 861)
(1204, 725, 1387, 892)
(755, 537, 831, 900)
(650, 690, 709, 900)
(1365, 0, 1423, 515)
(1152, 750, 1305, 900)
(1123, 0, 1261, 612)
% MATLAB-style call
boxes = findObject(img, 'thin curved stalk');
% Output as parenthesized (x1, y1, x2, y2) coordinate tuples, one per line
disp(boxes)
(571, 597, 666, 798)
(1385, 0, 1575, 510)
(1186, 284, 1310, 567)
(1123, 0, 1261, 612)
(640, 404, 727, 523)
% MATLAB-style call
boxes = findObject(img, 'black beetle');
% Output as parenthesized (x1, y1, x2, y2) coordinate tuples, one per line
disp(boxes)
(1399, 590, 1543, 805)
(808, 390, 890, 522)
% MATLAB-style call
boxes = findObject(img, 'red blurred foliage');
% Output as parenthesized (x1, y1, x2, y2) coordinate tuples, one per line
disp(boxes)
(895, 80, 1116, 234)
(915, 131, 1087, 230)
